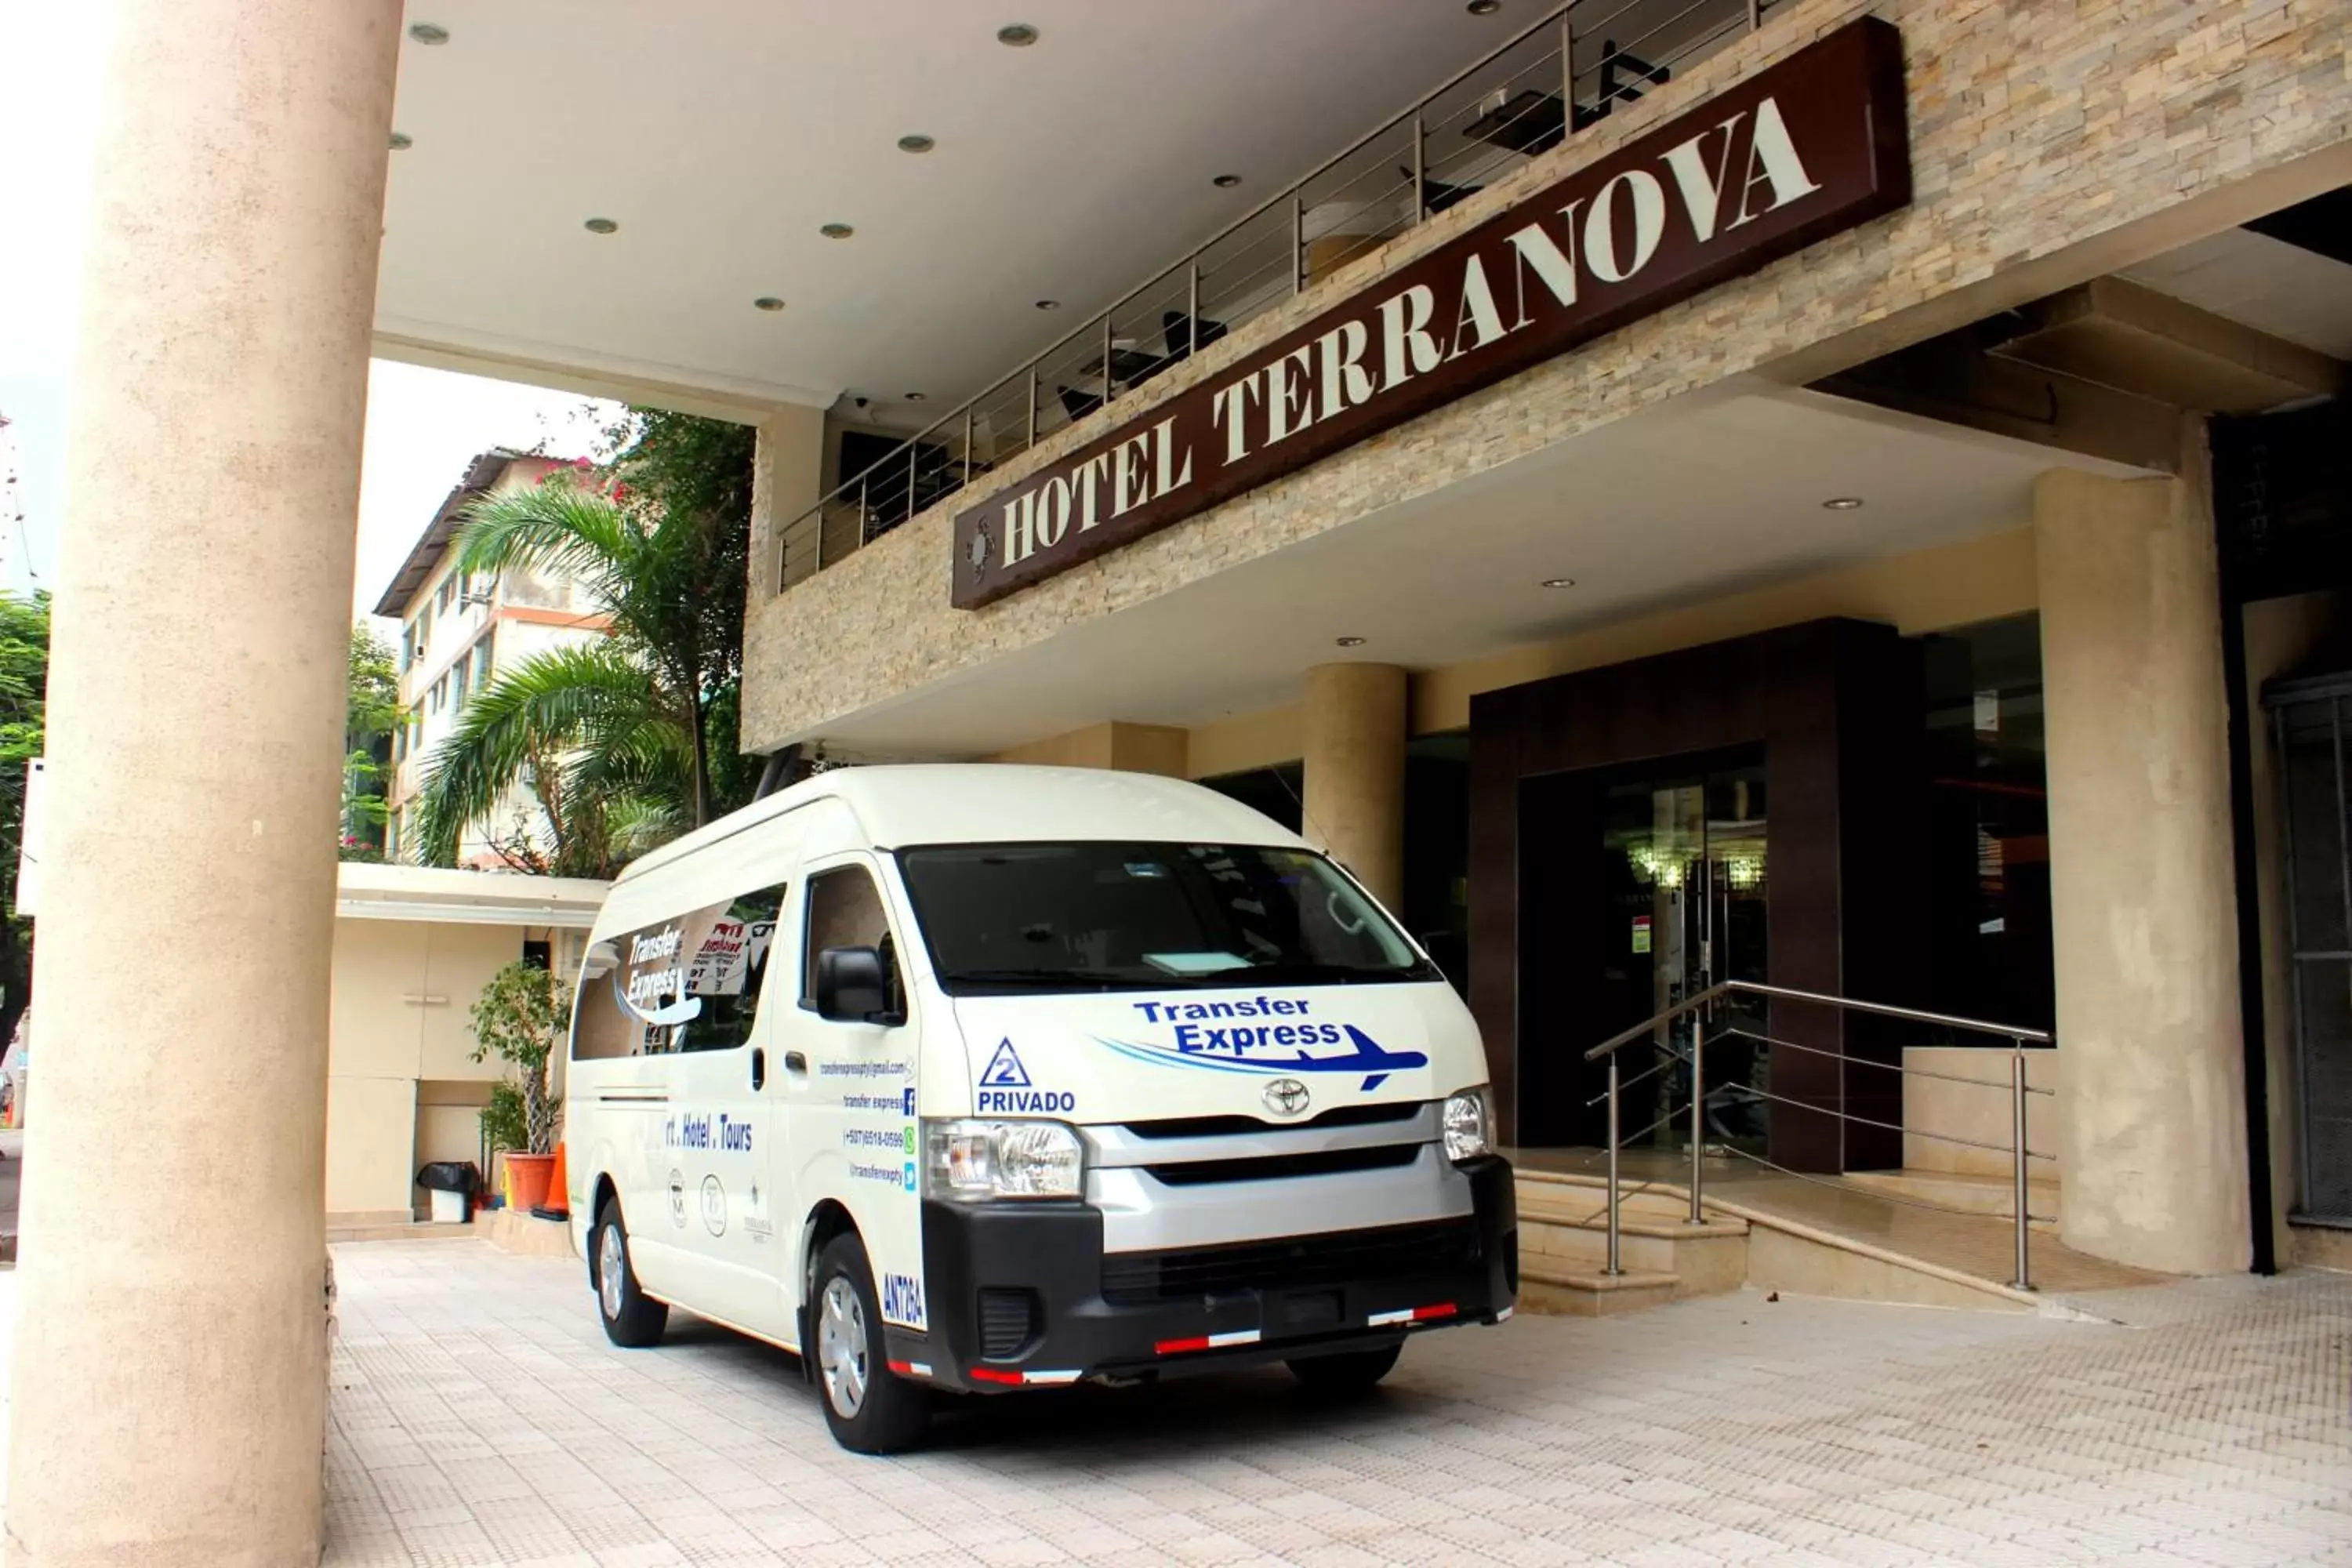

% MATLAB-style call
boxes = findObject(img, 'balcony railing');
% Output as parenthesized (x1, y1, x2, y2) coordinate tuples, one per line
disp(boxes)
(779, 0, 1777, 591)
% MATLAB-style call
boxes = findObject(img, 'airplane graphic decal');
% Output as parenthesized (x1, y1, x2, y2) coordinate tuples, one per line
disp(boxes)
(1093, 1023, 1428, 1091)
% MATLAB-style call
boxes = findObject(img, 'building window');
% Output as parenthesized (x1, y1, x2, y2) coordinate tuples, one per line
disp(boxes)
(453, 659, 470, 709)
(1922, 613, 2053, 1032)
(470, 640, 493, 691)
(436, 575, 455, 614)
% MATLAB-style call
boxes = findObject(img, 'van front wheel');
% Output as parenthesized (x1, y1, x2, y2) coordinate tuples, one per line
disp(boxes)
(593, 1199, 668, 1348)
(811, 1234, 930, 1454)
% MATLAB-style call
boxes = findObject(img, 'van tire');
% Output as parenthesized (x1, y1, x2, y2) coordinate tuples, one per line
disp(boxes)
(1287, 1341, 1401, 1395)
(811, 1233, 930, 1454)
(592, 1199, 668, 1348)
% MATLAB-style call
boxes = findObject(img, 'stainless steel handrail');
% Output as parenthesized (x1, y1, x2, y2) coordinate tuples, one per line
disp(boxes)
(775, 0, 1773, 588)
(1584, 980, 2052, 1292)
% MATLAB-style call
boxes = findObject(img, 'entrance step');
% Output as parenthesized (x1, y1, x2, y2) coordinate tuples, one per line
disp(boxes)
(1841, 1168, 2061, 1231)
(326, 1219, 475, 1243)
(1512, 1164, 2159, 1316)
(1517, 1260, 1681, 1317)
(1517, 1186, 1749, 1299)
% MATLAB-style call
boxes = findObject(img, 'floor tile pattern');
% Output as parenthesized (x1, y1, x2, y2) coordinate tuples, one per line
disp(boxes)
(321, 1241, 2351, 1566)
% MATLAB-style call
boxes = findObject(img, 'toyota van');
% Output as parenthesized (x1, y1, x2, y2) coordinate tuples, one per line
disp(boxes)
(563, 764, 1516, 1452)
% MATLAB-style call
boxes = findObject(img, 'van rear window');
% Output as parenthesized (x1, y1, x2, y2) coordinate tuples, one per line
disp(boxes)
(895, 843, 1436, 996)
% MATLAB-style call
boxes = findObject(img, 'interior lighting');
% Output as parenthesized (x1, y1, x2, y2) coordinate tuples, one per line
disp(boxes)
(583, 217, 619, 234)
(898, 134, 936, 154)
(1336, 636, 1367, 648)
(408, 22, 451, 44)
(821, 223, 855, 239)
(1822, 496, 1864, 510)
(1466, 1, 1501, 13)
(1541, 576, 1577, 589)
(753, 297, 786, 312)
(1034, 299, 1062, 310)
(996, 24, 1040, 46)
(388, 132, 413, 151)
(905, 392, 927, 401)
(1213, 174, 1242, 188)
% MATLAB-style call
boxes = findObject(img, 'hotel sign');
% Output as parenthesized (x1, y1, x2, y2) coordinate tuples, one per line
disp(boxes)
(951, 17, 1909, 609)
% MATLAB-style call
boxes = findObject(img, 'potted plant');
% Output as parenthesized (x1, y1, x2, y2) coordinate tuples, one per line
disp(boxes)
(470, 960, 564, 1213)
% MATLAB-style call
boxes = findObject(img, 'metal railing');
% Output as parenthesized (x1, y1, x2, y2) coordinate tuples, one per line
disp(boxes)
(1584, 982, 2056, 1290)
(777, 0, 1778, 590)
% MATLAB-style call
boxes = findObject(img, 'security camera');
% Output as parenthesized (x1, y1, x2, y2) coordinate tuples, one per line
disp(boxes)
(852, 396, 870, 411)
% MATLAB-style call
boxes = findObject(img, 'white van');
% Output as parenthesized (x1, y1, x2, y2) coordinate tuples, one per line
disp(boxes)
(563, 764, 1516, 1452)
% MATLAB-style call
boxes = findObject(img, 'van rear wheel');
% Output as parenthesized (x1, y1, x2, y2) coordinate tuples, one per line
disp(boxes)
(811, 1233, 930, 1454)
(593, 1199, 668, 1348)
(1287, 1341, 1402, 1396)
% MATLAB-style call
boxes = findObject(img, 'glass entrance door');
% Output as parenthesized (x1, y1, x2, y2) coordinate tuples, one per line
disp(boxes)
(1597, 758, 1769, 1156)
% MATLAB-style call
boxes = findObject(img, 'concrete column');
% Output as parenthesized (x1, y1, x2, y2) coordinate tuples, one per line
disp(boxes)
(1303, 663, 1408, 910)
(2036, 448, 2252, 1277)
(750, 404, 826, 592)
(6, 5, 400, 1565)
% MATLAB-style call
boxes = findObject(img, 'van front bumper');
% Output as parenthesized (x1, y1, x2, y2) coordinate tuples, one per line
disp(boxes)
(884, 1155, 1515, 1393)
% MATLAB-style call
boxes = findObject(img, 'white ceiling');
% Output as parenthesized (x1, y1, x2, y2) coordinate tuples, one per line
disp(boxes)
(381, 1, 1531, 417)
(2123, 228, 2352, 360)
(810, 381, 2149, 757)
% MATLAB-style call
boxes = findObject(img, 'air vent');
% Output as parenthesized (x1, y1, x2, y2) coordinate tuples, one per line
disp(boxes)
(978, 1287, 1038, 1359)
(1145, 1143, 1421, 1187)
(1120, 1101, 1422, 1139)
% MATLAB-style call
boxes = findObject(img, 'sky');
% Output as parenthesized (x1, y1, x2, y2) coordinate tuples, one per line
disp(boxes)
(0, 4, 617, 622)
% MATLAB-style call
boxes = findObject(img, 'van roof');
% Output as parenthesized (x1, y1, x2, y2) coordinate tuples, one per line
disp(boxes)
(614, 764, 1308, 884)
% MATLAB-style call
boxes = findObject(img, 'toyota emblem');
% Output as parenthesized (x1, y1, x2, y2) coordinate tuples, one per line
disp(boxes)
(1262, 1078, 1311, 1118)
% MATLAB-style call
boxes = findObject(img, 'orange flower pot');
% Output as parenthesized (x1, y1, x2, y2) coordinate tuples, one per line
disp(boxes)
(503, 1151, 557, 1214)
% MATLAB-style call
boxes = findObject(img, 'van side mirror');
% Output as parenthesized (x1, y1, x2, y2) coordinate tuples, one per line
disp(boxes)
(815, 946, 898, 1025)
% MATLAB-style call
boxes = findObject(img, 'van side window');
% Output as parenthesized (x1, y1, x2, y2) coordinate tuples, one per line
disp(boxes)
(675, 883, 789, 1054)
(802, 865, 902, 1010)
(568, 881, 788, 1060)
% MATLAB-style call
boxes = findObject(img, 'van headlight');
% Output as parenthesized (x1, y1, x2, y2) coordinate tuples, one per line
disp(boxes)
(924, 1119, 1084, 1201)
(1442, 1087, 1493, 1163)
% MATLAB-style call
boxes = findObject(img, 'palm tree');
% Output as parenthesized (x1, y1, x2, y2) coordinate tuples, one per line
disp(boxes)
(409, 422, 753, 873)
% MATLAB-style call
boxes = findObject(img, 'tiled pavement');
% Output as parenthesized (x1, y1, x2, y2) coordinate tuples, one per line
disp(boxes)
(319, 1240, 2352, 1567)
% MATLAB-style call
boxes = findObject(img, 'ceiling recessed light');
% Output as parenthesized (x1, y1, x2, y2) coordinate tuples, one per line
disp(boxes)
(408, 22, 450, 44)
(388, 132, 412, 151)
(1035, 299, 1061, 310)
(1541, 577, 1577, 589)
(820, 222, 855, 239)
(904, 392, 927, 401)
(1466, 0, 1501, 14)
(753, 296, 786, 312)
(1822, 496, 1865, 510)
(1336, 636, 1367, 648)
(583, 217, 618, 234)
(898, 134, 936, 154)
(1213, 173, 1242, 188)
(996, 23, 1040, 46)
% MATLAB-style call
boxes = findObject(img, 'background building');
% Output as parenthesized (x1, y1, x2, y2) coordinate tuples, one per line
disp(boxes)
(376, 448, 610, 866)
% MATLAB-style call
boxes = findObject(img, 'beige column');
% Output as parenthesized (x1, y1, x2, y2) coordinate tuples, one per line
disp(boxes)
(6, 4, 400, 1565)
(751, 404, 826, 591)
(2036, 448, 2251, 1277)
(1302, 663, 1408, 910)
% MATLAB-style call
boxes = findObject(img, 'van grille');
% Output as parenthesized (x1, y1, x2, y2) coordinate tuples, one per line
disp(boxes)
(1101, 1218, 1478, 1304)
(1144, 1143, 1420, 1186)
(1120, 1102, 1422, 1139)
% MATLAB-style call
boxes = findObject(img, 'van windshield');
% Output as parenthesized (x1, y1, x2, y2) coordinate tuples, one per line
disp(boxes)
(895, 842, 1439, 995)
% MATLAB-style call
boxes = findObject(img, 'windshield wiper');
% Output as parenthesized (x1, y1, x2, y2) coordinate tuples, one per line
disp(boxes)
(946, 967, 1157, 991)
(1226, 960, 1421, 985)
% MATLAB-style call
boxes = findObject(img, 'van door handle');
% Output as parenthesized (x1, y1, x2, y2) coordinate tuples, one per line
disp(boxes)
(751, 1047, 766, 1091)
(784, 1051, 809, 1074)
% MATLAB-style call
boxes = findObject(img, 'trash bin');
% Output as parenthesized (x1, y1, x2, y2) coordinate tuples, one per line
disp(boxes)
(416, 1160, 480, 1225)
